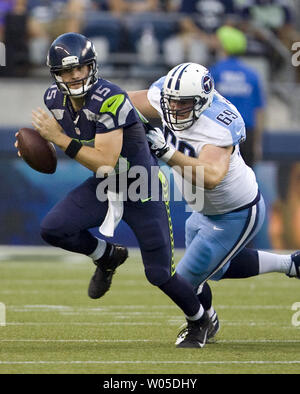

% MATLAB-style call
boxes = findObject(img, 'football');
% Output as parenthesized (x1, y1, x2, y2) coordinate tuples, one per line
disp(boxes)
(17, 127, 57, 174)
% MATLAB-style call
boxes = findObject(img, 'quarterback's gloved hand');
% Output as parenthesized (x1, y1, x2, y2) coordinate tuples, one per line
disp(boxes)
(144, 123, 175, 162)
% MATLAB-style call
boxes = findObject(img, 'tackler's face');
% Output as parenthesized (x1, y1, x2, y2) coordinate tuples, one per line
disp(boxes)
(161, 63, 214, 132)
(169, 98, 194, 120)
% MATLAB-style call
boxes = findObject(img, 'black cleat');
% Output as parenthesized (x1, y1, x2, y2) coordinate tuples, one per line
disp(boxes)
(287, 251, 300, 279)
(88, 244, 128, 299)
(175, 313, 210, 348)
(207, 311, 220, 343)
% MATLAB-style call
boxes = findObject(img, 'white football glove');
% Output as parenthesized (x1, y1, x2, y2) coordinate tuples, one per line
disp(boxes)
(145, 124, 175, 162)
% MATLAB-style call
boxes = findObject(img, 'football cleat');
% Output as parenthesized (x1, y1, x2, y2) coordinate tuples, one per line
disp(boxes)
(47, 33, 98, 97)
(88, 244, 128, 299)
(287, 251, 300, 279)
(207, 311, 220, 342)
(175, 313, 210, 348)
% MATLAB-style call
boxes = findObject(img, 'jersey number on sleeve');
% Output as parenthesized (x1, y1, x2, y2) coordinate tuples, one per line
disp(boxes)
(216, 109, 238, 126)
(91, 86, 111, 103)
(46, 88, 57, 101)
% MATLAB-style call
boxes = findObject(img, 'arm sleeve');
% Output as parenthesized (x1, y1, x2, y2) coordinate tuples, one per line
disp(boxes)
(147, 76, 165, 117)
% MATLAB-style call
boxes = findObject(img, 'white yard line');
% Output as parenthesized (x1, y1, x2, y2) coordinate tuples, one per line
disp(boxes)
(0, 360, 299, 365)
(0, 339, 151, 342)
(4, 322, 163, 326)
(0, 246, 142, 262)
(3, 320, 299, 328)
(5, 304, 293, 311)
(1, 338, 300, 343)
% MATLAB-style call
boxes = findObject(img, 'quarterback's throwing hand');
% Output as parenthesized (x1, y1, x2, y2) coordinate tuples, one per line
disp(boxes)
(32, 108, 63, 144)
(145, 124, 175, 163)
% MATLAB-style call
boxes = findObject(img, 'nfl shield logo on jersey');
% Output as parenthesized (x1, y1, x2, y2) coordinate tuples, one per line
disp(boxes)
(202, 74, 213, 94)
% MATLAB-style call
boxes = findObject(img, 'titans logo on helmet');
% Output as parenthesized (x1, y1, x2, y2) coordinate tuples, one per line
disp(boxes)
(202, 74, 214, 94)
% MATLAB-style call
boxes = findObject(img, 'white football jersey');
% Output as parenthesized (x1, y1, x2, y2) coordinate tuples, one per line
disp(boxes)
(148, 77, 258, 215)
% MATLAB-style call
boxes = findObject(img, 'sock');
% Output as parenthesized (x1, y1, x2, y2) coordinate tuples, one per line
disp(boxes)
(258, 250, 292, 274)
(206, 306, 215, 319)
(186, 305, 204, 321)
(222, 248, 259, 278)
(196, 282, 212, 311)
(159, 273, 201, 318)
(88, 238, 107, 261)
(222, 248, 292, 279)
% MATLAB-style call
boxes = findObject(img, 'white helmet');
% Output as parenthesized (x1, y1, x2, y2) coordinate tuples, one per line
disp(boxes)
(160, 63, 214, 131)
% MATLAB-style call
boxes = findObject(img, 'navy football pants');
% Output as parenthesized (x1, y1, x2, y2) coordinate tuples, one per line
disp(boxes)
(40, 176, 175, 286)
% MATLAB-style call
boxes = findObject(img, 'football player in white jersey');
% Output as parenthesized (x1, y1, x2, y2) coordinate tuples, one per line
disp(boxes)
(129, 63, 300, 348)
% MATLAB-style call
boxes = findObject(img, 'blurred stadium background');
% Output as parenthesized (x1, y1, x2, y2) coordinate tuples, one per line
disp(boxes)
(0, 0, 300, 375)
(1, 0, 300, 251)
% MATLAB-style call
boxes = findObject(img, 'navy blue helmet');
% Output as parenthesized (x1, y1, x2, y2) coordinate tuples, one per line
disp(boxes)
(47, 33, 98, 97)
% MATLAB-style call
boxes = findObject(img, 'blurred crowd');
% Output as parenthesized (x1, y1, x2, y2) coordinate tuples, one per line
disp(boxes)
(0, 0, 299, 81)
(1, 1, 300, 252)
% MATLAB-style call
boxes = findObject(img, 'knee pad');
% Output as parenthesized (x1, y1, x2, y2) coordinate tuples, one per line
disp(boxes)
(40, 213, 67, 246)
(40, 226, 61, 247)
(144, 266, 171, 287)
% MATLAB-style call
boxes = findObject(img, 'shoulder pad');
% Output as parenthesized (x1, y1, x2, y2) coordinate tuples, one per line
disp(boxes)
(203, 93, 246, 146)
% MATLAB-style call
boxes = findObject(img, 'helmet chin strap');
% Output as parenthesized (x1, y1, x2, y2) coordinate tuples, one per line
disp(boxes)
(172, 119, 194, 131)
(55, 66, 96, 97)
(68, 75, 92, 97)
(170, 113, 193, 131)
(168, 104, 195, 131)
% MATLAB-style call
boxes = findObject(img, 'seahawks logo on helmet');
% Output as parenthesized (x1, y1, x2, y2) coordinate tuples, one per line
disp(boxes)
(202, 74, 213, 94)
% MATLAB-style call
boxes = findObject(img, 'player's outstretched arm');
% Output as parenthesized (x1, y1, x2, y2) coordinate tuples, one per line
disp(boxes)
(128, 90, 160, 119)
(146, 124, 232, 189)
(168, 144, 233, 190)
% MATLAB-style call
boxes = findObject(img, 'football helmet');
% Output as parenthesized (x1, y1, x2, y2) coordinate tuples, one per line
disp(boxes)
(160, 63, 214, 131)
(47, 33, 98, 97)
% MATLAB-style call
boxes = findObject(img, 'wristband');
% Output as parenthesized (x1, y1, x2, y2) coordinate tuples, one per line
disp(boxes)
(65, 139, 82, 159)
(160, 145, 176, 163)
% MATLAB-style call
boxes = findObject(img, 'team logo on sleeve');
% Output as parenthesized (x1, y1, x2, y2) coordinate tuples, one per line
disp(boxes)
(202, 74, 214, 94)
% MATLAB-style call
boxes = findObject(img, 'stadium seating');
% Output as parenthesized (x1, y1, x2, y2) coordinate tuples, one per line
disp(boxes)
(82, 12, 180, 60)
(82, 12, 123, 53)
(124, 12, 179, 54)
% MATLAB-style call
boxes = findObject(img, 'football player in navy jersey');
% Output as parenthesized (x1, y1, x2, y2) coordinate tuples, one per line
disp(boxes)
(129, 62, 300, 347)
(15, 33, 211, 348)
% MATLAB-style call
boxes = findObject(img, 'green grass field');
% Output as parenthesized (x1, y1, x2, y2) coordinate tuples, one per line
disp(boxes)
(0, 248, 299, 374)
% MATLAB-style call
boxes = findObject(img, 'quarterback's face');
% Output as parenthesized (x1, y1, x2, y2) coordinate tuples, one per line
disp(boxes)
(59, 65, 90, 88)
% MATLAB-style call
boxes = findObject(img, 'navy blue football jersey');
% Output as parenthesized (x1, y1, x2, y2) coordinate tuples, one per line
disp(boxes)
(44, 78, 156, 171)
